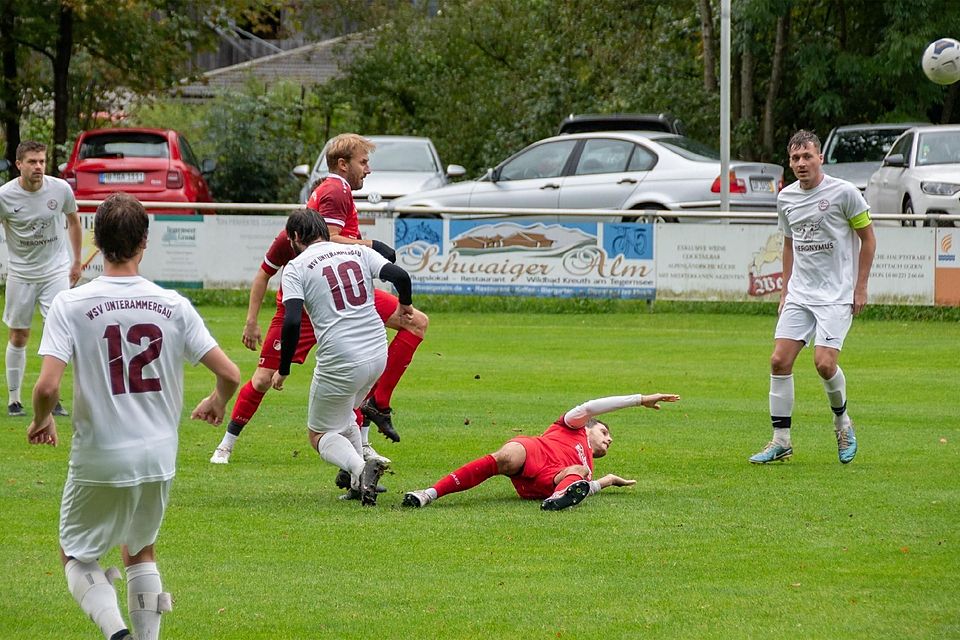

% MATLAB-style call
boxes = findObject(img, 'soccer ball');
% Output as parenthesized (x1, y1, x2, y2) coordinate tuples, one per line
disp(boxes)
(922, 38, 960, 85)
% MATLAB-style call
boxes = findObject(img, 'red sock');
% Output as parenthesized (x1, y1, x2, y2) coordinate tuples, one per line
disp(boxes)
(230, 381, 266, 428)
(354, 407, 364, 427)
(553, 473, 586, 495)
(372, 329, 423, 409)
(433, 454, 499, 498)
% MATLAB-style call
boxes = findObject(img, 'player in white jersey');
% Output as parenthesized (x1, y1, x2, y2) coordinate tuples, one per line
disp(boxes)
(0, 140, 81, 417)
(26, 192, 241, 640)
(750, 130, 876, 465)
(270, 209, 414, 506)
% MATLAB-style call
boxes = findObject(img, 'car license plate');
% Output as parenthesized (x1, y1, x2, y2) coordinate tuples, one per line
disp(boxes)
(750, 178, 773, 193)
(750, 178, 775, 193)
(100, 172, 144, 184)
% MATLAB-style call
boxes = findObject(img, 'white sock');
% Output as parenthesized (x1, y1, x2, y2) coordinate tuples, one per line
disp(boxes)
(822, 367, 851, 429)
(425, 487, 438, 500)
(6, 342, 26, 404)
(65, 558, 128, 640)
(217, 432, 238, 450)
(360, 424, 371, 447)
(343, 425, 363, 455)
(770, 373, 794, 446)
(126, 562, 165, 640)
(317, 433, 365, 488)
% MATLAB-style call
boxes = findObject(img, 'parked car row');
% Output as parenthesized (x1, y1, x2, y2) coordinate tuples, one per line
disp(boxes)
(33, 116, 958, 228)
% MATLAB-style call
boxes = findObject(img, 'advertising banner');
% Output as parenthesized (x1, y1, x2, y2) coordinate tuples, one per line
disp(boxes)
(394, 217, 656, 299)
(871, 227, 935, 305)
(935, 228, 960, 305)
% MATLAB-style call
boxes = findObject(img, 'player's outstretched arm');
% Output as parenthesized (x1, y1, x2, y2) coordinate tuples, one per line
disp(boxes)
(596, 474, 637, 489)
(563, 393, 680, 428)
(191, 347, 241, 425)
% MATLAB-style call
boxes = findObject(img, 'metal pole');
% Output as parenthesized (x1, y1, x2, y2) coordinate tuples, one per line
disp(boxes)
(720, 0, 731, 213)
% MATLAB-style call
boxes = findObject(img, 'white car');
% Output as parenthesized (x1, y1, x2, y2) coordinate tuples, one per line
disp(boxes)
(865, 125, 960, 226)
(388, 131, 783, 222)
(821, 123, 924, 192)
(292, 135, 466, 205)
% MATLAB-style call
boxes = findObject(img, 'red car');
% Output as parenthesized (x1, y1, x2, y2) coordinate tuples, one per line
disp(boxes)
(60, 127, 215, 213)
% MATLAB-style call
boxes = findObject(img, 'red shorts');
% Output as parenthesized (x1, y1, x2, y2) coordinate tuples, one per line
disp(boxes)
(508, 436, 565, 500)
(257, 289, 399, 370)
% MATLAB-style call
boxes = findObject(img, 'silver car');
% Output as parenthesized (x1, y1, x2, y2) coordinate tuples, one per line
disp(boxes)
(292, 135, 466, 205)
(821, 123, 924, 192)
(388, 131, 783, 221)
(866, 124, 960, 226)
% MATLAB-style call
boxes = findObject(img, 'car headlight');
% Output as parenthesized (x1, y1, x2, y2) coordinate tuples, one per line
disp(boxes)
(920, 181, 960, 196)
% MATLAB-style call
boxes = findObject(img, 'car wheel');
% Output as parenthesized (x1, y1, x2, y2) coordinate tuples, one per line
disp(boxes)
(626, 204, 677, 224)
(901, 197, 918, 227)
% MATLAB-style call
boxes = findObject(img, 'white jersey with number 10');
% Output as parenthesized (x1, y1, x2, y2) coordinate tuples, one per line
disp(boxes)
(281, 242, 389, 371)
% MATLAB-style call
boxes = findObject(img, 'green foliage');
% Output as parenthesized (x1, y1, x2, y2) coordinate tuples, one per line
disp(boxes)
(2, 305, 958, 638)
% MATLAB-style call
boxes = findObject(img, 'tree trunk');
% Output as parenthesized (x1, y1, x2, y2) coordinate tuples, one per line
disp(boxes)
(0, 1, 20, 174)
(740, 33, 755, 160)
(51, 2, 74, 171)
(698, 0, 717, 92)
(762, 9, 791, 159)
(943, 81, 958, 124)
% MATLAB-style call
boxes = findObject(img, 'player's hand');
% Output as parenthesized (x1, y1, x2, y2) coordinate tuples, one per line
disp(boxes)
(190, 393, 227, 425)
(271, 372, 287, 391)
(640, 393, 680, 410)
(241, 320, 262, 351)
(853, 286, 868, 316)
(27, 415, 58, 446)
(70, 261, 82, 287)
(397, 304, 415, 322)
(597, 473, 636, 488)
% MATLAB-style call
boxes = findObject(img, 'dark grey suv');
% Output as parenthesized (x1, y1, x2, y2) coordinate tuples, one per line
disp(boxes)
(557, 113, 685, 136)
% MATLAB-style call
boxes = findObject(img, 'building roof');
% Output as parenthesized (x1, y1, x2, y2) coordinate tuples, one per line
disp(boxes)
(176, 33, 366, 99)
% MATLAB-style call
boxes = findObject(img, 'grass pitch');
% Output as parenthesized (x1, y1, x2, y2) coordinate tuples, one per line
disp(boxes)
(1, 303, 958, 639)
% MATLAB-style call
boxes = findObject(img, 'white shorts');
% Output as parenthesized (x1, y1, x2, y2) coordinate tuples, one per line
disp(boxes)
(775, 301, 852, 350)
(307, 356, 386, 435)
(59, 476, 171, 563)
(3, 275, 69, 328)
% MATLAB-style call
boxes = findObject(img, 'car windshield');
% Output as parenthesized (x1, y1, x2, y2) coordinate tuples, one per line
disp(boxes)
(825, 129, 906, 164)
(916, 131, 960, 166)
(654, 136, 720, 161)
(319, 140, 438, 173)
(78, 133, 169, 160)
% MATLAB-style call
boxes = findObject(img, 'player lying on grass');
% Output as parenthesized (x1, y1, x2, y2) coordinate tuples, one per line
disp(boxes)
(403, 392, 680, 511)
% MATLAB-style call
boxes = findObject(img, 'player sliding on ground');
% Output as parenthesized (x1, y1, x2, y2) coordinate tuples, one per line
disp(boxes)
(402, 392, 679, 511)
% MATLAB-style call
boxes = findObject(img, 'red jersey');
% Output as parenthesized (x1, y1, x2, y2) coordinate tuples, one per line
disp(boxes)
(306, 174, 361, 240)
(262, 229, 296, 306)
(508, 416, 594, 500)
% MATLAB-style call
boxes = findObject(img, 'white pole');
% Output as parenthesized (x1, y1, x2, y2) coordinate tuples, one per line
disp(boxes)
(720, 0, 731, 213)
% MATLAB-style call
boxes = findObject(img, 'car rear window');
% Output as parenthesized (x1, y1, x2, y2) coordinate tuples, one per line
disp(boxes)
(318, 141, 438, 173)
(79, 133, 169, 160)
(825, 129, 907, 164)
(654, 136, 720, 162)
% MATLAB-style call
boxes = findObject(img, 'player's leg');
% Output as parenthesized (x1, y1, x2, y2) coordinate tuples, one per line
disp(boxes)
(211, 309, 315, 464)
(59, 481, 134, 639)
(403, 441, 526, 508)
(121, 481, 172, 640)
(812, 304, 857, 463)
(361, 289, 429, 443)
(310, 359, 387, 505)
(541, 464, 594, 511)
(750, 302, 810, 464)
(3, 277, 34, 416)
(37, 275, 71, 416)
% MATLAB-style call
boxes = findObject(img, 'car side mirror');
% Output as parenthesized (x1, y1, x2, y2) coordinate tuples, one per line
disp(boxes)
(882, 153, 906, 168)
(0, 158, 11, 173)
(57, 162, 67, 174)
(446, 164, 467, 179)
(487, 167, 500, 183)
(201, 158, 217, 174)
(291, 164, 310, 180)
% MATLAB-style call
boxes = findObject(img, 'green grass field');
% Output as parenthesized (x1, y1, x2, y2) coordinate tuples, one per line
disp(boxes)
(1, 303, 958, 639)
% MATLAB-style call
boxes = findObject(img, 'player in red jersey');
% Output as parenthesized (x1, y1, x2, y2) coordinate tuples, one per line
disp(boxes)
(401, 392, 680, 511)
(306, 133, 430, 448)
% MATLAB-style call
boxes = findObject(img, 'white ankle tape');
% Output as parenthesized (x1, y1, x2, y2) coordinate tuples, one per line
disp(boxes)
(130, 591, 173, 613)
(104, 567, 122, 585)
